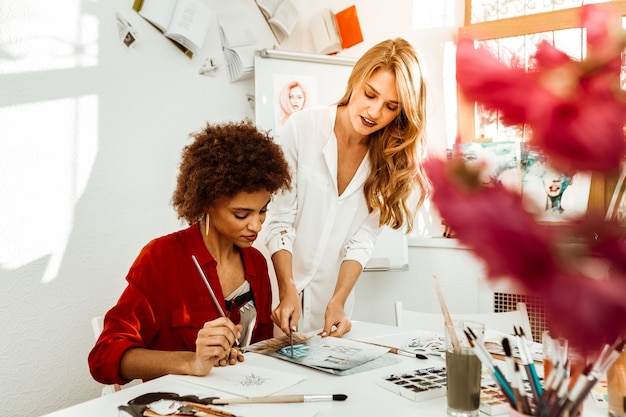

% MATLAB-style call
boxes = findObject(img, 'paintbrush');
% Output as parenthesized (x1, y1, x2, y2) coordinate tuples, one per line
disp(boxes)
(566, 338, 625, 416)
(289, 327, 294, 358)
(191, 255, 242, 351)
(515, 325, 543, 401)
(432, 275, 461, 353)
(352, 340, 428, 360)
(503, 337, 532, 415)
(210, 394, 348, 405)
(465, 328, 517, 410)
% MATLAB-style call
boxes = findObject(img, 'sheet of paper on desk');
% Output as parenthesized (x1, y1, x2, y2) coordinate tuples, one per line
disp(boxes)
(179, 363, 306, 398)
(259, 335, 390, 375)
(483, 329, 543, 362)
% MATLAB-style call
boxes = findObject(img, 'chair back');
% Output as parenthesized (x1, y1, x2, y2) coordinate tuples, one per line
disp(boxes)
(394, 301, 534, 342)
(91, 316, 122, 395)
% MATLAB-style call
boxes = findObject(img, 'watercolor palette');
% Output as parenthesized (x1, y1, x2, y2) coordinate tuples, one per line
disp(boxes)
(379, 367, 527, 415)
(378, 366, 448, 402)
(480, 380, 511, 415)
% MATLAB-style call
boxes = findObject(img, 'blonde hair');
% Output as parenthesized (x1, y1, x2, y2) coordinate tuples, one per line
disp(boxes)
(337, 38, 430, 232)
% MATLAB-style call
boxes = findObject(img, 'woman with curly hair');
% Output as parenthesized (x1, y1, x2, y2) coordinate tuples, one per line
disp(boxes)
(266, 38, 430, 338)
(89, 121, 291, 386)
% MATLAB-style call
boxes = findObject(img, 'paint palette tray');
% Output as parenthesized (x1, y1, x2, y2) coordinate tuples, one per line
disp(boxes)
(480, 380, 511, 415)
(378, 366, 447, 402)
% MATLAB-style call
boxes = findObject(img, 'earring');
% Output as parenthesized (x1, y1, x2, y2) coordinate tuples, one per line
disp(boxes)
(205, 213, 210, 236)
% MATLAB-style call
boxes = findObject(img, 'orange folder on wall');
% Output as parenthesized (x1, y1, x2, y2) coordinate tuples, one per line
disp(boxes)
(335, 5, 363, 49)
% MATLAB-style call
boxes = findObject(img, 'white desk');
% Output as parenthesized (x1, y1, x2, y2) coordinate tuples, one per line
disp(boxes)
(41, 321, 607, 417)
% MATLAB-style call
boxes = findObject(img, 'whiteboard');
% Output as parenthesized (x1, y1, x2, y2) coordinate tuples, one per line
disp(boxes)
(254, 49, 408, 271)
(254, 49, 355, 140)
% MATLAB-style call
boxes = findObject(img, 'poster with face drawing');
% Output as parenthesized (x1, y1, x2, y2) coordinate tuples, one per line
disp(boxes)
(454, 141, 521, 190)
(272, 74, 318, 137)
(521, 147, 591, 221)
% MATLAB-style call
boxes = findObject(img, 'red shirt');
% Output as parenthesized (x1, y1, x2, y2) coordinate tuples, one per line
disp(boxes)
(88, 224, 273, 385)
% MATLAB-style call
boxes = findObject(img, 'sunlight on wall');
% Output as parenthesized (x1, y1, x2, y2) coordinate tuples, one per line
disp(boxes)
(0, 0, 98, 74)
(0, 97, 98, 282)
(412, 0, 456, 29)
(443, 41, 458, 148)
(0, 0, 99, 283)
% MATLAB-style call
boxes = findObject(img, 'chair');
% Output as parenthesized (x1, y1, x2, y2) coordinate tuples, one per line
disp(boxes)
(393, 301, 534, 342)
(91, 316, 125, 395)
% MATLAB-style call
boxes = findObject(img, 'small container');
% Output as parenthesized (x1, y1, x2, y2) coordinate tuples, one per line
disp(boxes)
(445, 320, 484, 417)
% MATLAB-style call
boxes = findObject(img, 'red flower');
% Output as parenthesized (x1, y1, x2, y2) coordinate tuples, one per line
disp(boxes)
(424, 157, 557, 288)
(455, 3, 626, 173)
(425, 157, 626, 351)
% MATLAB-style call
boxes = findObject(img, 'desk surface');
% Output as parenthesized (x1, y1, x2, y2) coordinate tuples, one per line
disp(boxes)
(42, 321, 607, 417)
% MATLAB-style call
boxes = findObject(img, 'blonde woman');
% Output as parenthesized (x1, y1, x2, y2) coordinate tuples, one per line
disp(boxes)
(265, 38, 430, 338)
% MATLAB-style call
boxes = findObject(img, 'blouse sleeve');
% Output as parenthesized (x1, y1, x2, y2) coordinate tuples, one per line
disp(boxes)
(88, 250, 161, 385)
(342, 210, 382, 267)
(265, 115, 300, 256)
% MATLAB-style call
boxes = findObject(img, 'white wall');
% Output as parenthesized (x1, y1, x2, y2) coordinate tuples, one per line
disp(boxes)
(0, 0, 467, 415)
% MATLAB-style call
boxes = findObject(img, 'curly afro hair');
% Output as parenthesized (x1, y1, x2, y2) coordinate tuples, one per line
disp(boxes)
(172, 120, 291, 224)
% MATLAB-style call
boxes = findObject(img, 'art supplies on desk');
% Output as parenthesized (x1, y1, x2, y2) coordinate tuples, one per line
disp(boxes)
(181, 363, 306, 398)
(401, 330, 543, 362)
(484, 329, 543, 362)
(378, 366, 447, 402)
(480, 378, 516, 415)
(402, 333, 446, 356)
(245, 334, 390, 375)
(378, 366, 522, 415)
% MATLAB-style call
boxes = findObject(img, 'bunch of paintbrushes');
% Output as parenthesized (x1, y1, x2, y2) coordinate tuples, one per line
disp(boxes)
(465, 325, 624, 417)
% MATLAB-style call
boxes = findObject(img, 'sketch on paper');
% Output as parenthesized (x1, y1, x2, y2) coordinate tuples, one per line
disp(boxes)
(453, 141, 521, 190)
(451, 141, 591, 222)
(240, 372, 267, 387)
(195, 363, 305, 397)
(248, 335, 389, 375)
(520, 146, 591, 222)
(244, 332, 311, 354)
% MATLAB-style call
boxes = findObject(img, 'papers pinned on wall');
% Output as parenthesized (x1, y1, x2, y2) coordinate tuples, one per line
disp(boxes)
(217, 12, 256, 82)
(132, 0, 212, 58)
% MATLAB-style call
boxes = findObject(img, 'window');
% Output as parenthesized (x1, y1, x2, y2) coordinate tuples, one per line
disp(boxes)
(456, 0, 626, 215)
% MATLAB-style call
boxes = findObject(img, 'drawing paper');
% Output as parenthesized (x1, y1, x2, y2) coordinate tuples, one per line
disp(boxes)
(180, 363, 306, 398)
(247, 334, 389, 375)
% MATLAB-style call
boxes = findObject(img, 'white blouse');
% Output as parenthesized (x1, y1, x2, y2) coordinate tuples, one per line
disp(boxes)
(265, 105, 381, 333)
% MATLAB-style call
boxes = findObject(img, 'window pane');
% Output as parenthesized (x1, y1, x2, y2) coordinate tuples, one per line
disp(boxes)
(471, 0, 608, 24)
(473, 28, 584, 142)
